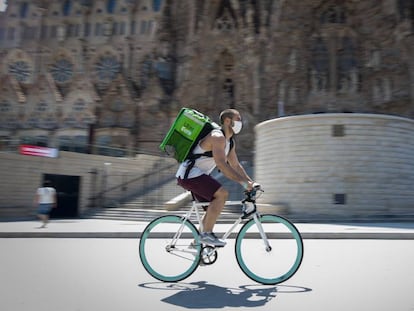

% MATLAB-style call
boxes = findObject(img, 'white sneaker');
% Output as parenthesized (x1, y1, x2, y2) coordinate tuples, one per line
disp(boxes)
(199, 232, 226, 247)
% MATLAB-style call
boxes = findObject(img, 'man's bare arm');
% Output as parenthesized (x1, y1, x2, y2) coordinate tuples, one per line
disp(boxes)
(227, 142, 252, 182)
(210, 135, 253, 189)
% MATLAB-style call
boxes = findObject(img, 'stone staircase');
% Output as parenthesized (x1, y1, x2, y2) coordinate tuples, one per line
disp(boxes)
(0, 206, 35, 221)
(83, 205, 246, 223)
(85, 166, 254, 223)
(86, 159, 306, 224)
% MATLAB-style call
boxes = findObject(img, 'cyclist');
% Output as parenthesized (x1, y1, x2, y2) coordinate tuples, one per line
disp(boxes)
(176, 108, 257, 247)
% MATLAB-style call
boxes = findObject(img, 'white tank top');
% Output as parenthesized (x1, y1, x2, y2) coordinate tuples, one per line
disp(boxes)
(176, 129, 232, 179)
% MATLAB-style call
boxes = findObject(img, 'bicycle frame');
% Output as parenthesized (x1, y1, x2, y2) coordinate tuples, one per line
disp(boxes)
(170, 195, 271, 250)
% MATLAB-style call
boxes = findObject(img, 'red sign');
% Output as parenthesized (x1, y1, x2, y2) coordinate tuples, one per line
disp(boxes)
(19, 145, 59, 158)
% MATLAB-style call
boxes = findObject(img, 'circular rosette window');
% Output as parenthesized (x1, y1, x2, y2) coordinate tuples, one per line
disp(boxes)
(95, 55, 120, 83)
(50, 59, 74, 83)
(8, 61, 32, 83)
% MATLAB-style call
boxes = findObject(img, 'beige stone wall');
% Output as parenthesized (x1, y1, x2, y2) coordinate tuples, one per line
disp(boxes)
(255, 113, 414, 219)
(0, 150, 174, 214)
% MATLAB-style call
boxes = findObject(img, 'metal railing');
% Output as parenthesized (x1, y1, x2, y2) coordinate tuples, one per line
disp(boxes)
(95, 159, 253, 208)
(98, 159, 181, 208)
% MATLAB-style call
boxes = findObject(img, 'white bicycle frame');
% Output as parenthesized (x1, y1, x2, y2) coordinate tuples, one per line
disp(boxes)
(170, 198, 271, 250)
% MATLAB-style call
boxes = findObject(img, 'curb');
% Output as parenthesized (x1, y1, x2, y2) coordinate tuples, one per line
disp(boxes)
(1, 231, 414, 239)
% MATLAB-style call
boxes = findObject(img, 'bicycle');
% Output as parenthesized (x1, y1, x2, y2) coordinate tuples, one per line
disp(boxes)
(139, 187, 304, 285)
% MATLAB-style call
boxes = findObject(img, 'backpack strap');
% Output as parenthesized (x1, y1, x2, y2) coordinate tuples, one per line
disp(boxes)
(183, 129, 234, 179)
(183, 154, 203, 179)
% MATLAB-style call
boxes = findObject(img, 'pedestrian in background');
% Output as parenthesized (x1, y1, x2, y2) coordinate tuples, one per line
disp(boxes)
(34, 180, 57, 228)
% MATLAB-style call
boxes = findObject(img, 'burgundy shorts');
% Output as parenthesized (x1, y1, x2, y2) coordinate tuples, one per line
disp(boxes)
(177, 174, 222, 203)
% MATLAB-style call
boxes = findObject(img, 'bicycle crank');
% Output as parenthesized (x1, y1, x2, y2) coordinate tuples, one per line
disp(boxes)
(200, 246, 218, 265)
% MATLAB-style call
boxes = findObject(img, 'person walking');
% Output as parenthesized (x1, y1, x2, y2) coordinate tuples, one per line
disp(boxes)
(34, 180, 57, 228)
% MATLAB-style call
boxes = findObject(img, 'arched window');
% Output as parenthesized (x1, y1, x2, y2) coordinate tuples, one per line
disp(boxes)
(155, 60, 173, 80)
(73, 136, 88, 153)
(0, 101, 11, 113)
(310, 35, 360, 94)
(337, 37, 356, 73)
(156, 58, 174, 95)
(321, 5, 346, 24)
(140, 58, 152, 88)
(20, 2, 28, 18)
(223, 78, 235, 108)
(96, 135, 112, 156)
(36, 101, 49, 113)
(153, 0, 162, 12)
(312, 37, 329, 73)
(107, 0, 116, 14)
(58, 136, 72, 151)
(310, 37, 329, 92)
(63, 0, 72, 17)
(221, 50, 234, 72)
(73, 99, 87, 112)
(398, 0, 414, 21)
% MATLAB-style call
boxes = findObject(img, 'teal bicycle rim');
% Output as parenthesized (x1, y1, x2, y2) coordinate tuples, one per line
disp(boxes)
(235, 214, 304, 285)
(139, 215, 201, 282)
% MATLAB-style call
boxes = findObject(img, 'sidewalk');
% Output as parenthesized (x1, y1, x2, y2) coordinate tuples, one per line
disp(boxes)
(1, 218, 414, 239)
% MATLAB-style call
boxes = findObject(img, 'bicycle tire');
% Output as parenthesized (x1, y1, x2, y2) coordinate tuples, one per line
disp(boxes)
(139, 215, 201, 282)
(235, 214, 304, 285)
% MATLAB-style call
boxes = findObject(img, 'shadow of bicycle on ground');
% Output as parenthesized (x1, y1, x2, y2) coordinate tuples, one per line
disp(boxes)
(139, 281, 312, 309)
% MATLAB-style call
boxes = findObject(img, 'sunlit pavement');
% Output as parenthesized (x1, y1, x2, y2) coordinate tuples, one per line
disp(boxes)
(1, 219, 414, 239)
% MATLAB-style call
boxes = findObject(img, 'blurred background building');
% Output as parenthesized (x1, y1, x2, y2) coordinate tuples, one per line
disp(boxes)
(0, 0, 413, 219)
(0, 0, 413, 158)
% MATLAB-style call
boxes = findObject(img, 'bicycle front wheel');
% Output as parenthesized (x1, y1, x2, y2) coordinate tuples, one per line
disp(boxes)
(139, 215, 201, 282)
(235, 214, 304, 285)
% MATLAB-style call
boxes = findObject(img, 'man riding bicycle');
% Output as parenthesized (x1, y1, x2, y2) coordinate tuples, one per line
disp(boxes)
(176, 108, 258, 247)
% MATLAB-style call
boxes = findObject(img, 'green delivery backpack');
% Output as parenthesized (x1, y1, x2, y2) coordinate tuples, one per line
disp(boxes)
(160, 108, 219, 162)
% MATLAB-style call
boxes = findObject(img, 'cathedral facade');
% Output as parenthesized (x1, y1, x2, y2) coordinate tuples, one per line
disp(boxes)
(0, 0, 413, 159)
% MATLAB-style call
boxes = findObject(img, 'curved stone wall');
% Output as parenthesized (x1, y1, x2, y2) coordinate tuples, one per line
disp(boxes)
(255, 114, 414, 219)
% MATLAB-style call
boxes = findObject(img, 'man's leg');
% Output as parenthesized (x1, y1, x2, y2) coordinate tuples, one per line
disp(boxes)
(177, 175, 228, 246)
(202, 187, 228, 233)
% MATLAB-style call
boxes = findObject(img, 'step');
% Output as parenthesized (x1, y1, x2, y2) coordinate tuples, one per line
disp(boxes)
(0, 206, 33, 220)
(84, 207, 245, 223)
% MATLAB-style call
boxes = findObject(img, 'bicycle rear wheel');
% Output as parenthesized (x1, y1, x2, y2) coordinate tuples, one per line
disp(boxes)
(139, 215, 201, 282)
(235, 214, 304, 285)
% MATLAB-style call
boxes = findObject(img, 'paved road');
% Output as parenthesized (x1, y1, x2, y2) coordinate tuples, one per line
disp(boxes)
(1, 219, 414, 239)
(1, 238, 413, 311)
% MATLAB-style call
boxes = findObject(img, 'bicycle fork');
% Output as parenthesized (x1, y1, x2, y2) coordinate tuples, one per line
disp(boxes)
(253, 214, 272, 252)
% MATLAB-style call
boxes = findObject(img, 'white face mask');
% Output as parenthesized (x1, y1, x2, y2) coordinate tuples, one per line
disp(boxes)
(232, 120, 243, 134)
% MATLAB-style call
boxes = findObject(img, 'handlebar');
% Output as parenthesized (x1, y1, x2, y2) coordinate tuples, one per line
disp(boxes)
(241, 186, 263, 218)
(243, 185, 263, 202)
